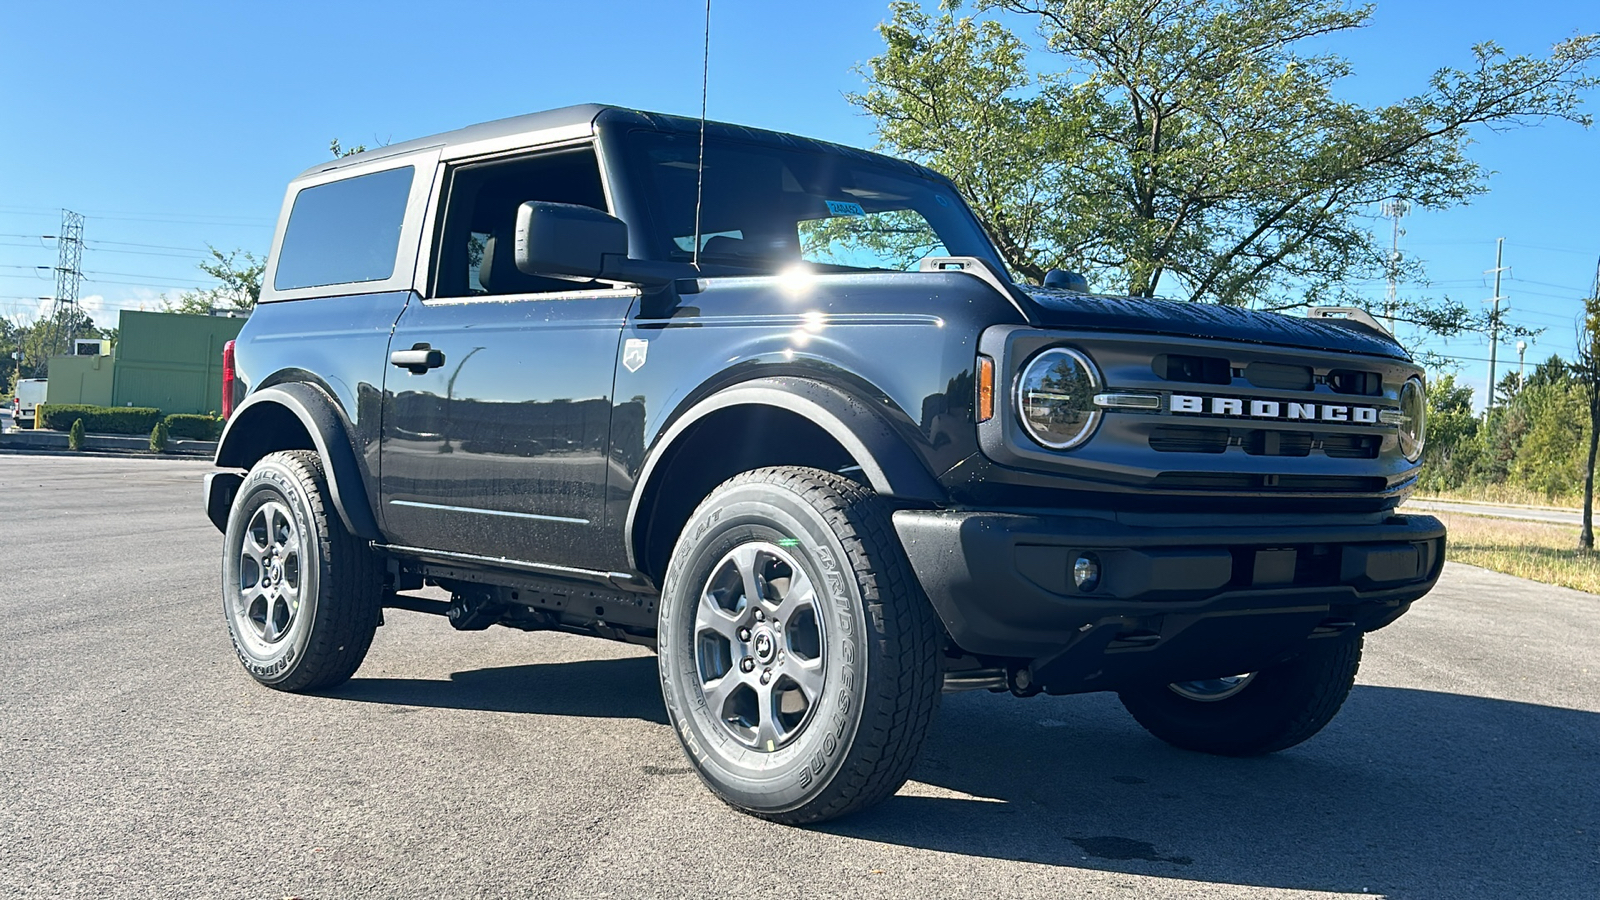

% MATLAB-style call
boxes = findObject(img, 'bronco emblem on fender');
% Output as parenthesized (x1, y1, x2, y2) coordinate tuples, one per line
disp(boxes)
(623, 338, 648, 373)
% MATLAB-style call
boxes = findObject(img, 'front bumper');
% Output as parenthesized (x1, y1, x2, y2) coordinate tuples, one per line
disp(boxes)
(893, 508, 1444, 693)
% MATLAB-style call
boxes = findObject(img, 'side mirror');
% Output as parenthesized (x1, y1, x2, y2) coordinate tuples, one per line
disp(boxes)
(514, 201, 696, 288)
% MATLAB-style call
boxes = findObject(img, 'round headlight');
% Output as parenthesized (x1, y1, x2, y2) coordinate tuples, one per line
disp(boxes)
(1016, 347, 1101, 449)
(1397, 377, 1426, 462)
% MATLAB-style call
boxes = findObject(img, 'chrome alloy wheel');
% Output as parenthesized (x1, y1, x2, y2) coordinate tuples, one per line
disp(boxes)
(694, 541, 826, 752)
(233, 500, 304, 651)
(1169, 673, 1257, 702)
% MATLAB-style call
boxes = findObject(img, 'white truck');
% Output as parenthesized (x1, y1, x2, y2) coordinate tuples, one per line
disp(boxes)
(12, 378, 46, 429)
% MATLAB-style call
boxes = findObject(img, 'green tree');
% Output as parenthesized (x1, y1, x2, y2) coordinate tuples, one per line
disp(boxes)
(1418, 372, 1479, 491)
(1509, 380, 1588, 497)
(17, 305, 101, 378)
(166, 246, 264, 315)
(854, 1, 1598, 332)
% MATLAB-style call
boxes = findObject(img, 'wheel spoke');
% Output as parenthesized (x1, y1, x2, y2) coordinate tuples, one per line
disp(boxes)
(245, 512, 270, 558)
(787, 658, 824, 702)
(702, 672, 743, 714)
(269, 506, 291, 552)
(262, 595, 280, 641)
(695, 589, 743, 643)
(772, 566, 816, 625)
(754, 686, 781, 749)
(733, 544, 766, 607)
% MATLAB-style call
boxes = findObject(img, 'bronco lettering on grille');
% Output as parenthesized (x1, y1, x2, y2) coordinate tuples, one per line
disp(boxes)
(1169, 394, 1384, 425)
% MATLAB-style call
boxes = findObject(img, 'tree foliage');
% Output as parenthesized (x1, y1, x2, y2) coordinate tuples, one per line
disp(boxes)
(1421, 357, 1595, 503)
(164, 246, 263, 316)
(853, 0, 1598, 334)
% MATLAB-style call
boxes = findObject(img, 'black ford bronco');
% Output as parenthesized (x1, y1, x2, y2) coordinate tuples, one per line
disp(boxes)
(204, 105, 1443, 824)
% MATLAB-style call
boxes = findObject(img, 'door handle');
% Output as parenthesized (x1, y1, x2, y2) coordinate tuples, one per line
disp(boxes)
(391, 343, 445, 374)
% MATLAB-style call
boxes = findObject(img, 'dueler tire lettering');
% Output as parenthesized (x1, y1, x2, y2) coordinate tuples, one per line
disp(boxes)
(220, 450, 382, 693)
(656, 466, 941, 825)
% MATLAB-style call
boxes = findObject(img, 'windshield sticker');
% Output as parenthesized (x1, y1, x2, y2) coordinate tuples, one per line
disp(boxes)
(825, 200, 867, 217)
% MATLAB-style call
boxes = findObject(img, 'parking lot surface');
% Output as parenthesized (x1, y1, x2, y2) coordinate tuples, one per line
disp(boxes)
(1, 454, 1596, 899)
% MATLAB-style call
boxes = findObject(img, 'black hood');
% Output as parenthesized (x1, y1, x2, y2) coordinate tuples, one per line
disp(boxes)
(1017, 287, 1410, 361)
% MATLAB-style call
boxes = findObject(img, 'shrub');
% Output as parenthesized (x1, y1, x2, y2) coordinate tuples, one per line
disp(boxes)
(37, 404, 162, 435)
(149, 421, 169, 453)
(162, 413, 224, 441)
(68, 418, 85, 450)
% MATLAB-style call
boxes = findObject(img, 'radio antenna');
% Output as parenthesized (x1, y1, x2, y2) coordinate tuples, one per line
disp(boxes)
(692, 0, 711, 269)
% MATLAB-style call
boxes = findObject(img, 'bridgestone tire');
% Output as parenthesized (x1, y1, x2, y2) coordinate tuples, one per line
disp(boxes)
(657, 467, 941, 824)
(221, 450, 382, 692)
(1118, 633, 1363, 756)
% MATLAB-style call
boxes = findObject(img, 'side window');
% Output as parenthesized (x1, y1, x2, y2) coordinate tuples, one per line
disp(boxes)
(274, 166, 415, 291)
(798, 207, 949, 272)
(434, 146, 609, 298)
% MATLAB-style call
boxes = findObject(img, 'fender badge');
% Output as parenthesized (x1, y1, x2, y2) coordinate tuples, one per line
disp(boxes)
(623, 338, 648, 373)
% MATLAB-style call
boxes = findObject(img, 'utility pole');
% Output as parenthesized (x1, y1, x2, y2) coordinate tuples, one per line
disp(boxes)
(1516, 339, 1528, 386)
(1380, 199, 1409, 333)
(1484, 237, 1508, 414)
(47, 210, 85, 358)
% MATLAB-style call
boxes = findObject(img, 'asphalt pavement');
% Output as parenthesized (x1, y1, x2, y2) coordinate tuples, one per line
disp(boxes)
(1404, 497, 1582, 526)
(1, 454, 1595, 899)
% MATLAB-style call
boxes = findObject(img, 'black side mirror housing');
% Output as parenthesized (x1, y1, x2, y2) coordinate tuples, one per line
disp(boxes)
(514, 201, 696, 288)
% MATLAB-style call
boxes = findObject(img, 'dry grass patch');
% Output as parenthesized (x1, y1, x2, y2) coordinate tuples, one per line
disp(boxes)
(1417, 485, 1582, 510)
(1436, 512, 1600, 595)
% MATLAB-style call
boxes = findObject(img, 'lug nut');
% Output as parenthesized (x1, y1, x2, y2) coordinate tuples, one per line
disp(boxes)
(740, 658, 755, 673)
(754, 609, 765, 622)
(760, 670, 772, 685)
(738, 628, 751, 642)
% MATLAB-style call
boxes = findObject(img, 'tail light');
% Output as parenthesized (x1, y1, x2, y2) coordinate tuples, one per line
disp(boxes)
(221, 340, 237, 419)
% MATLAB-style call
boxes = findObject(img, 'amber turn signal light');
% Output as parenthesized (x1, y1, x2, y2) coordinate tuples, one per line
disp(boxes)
(976, 355, 995, 423)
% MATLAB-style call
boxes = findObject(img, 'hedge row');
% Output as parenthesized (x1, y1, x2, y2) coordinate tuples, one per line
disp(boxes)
(37, 404, 162, 435)
(163, 413, 224, 441)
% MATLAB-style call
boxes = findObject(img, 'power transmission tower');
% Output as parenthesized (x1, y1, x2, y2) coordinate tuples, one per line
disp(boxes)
(1484, 237, 1508, 414)
(1380, 199, 1409, 333)
(47, 209, 85, 356)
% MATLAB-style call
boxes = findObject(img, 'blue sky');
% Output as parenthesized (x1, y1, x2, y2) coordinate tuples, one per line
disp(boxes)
(2, 1, 1595, 408)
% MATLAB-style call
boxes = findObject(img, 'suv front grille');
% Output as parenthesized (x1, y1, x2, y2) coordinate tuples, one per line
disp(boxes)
(1149, 473, 1388, 492)
(1148, 425, 1229, 454)
(1148, 426, 1380, 459)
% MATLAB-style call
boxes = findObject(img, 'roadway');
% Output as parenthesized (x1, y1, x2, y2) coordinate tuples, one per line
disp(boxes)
(1, 454, 1595, 899)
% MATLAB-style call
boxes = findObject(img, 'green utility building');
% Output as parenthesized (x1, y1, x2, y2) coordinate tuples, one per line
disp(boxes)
(46, 310, 247, 415)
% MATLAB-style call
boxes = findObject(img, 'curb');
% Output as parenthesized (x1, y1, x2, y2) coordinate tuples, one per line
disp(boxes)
(0, 448, 214, 460)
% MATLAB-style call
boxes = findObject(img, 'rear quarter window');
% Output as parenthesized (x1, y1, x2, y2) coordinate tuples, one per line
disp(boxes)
(273, 166, 415, 291)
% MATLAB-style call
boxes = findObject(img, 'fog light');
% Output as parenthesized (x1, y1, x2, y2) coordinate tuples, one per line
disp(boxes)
(1073, 553, 1101, 592)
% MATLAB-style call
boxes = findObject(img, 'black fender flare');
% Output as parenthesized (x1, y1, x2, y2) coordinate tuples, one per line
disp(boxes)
(213, 383, 382, 540)
(623, 376, 946, 570)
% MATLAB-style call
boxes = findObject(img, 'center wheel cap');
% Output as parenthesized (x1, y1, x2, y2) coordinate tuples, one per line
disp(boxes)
(752, 627, 777, 665)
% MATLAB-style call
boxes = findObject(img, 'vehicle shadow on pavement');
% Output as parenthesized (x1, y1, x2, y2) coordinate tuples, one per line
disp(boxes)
(823, 684, 1597, 899)
(323, 656, 670, 725)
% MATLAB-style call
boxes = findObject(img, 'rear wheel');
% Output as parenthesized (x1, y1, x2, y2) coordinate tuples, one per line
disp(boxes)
(1118, 633, 1363, 756)
(221, 450, 381, 692)
(657, 467, 941, 824)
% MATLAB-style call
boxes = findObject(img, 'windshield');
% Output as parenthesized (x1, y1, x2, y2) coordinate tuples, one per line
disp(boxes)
(626, 131, 1003, 275)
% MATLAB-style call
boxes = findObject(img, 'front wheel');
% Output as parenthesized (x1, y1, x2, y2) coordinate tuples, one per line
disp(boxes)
(1118, 633, 1363, 756)
(657, 467, 941, 824)
(221, 450, 382, 692)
